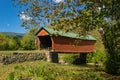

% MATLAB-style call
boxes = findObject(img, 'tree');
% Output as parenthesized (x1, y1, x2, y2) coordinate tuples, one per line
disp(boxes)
(14, 0, 120, 75)
(8, 37, 20, 50)
(0, 33, 21, 50)
(20, 28, 37, 50)
(0, 33, 9, 50)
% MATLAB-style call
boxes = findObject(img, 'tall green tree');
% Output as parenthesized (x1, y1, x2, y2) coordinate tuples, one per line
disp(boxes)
(0, 33, 9, 50)
(21, 28, 37, 50)
(8, 37, 20, 50)
(14, 0, 120, 75)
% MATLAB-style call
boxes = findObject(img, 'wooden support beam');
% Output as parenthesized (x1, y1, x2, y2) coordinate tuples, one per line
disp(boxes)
(79, 53, 87, 64)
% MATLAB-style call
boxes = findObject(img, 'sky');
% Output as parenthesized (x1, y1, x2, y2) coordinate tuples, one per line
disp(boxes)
(0, 0, 26, 33)
(0, 0, 63, 33)
(0, 0, 85, 33)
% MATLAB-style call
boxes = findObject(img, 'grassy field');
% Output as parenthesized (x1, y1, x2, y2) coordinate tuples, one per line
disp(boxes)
(0, 50, 47, 55)
(0, 50, 119, 80)
(0, 60, 120, 80)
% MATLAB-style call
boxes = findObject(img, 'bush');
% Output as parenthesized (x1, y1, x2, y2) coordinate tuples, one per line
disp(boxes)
(8, 37, 20, 50)
(62, 54, 80, 64)
(6, 72, 15, 80)
(87, 50, 106, 64)
(105, 53, 120, 75)
(20, 28, 38, 50)
(0, 33, 9, 50)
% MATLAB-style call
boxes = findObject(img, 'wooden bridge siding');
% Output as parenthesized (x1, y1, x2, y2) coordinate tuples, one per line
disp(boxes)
(51, 36, 96, 53)
(37, 29, 49, 36)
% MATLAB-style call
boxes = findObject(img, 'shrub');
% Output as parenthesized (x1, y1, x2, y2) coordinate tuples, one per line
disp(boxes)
(105, 53, 120, 75)
(6, 72, 15, 80)
(62, 54, 80, 64)
(87, 50, 106, 64)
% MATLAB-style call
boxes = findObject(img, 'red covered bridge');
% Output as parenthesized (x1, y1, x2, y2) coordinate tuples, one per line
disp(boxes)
(36, 27, 96, 63)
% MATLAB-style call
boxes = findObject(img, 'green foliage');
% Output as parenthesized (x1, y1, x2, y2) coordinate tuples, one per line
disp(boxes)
(62, 54, 80, 64)
(0, 33, 21, 50)
(0, 33, 9, 50)
(86, 29, 106, 64)
(103, 22, 120, 75)
(20, 34, 35, 50)
(0, 28, 37, 50)
(8, 37, 21, 50)
(8, 38, 16, 49)
(87, 50, 106, 63)
(6, 72, 15, 80)
(105, 53, 120, 75)
(20, 28, 37, 50)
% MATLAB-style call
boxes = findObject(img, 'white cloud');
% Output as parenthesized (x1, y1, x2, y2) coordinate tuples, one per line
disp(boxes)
(19, 12, 32, 21)
(53, 0, 63, 3)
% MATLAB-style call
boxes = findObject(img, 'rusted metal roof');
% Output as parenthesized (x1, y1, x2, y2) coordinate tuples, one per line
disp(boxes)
(36, 27, 96, 41)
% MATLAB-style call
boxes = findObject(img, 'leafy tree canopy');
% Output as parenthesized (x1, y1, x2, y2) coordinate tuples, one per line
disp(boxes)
(13, 0, 119, 31)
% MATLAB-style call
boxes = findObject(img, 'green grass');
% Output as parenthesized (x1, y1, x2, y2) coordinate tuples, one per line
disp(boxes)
(0, 50, 47, 55)
(0, 60, 119, 80)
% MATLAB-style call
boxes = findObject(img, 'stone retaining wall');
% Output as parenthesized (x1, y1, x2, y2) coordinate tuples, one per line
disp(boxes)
(0, 52, 46, 65)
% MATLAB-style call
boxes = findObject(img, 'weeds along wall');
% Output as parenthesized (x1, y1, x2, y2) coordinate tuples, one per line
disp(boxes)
(0, 52, 46, 65)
